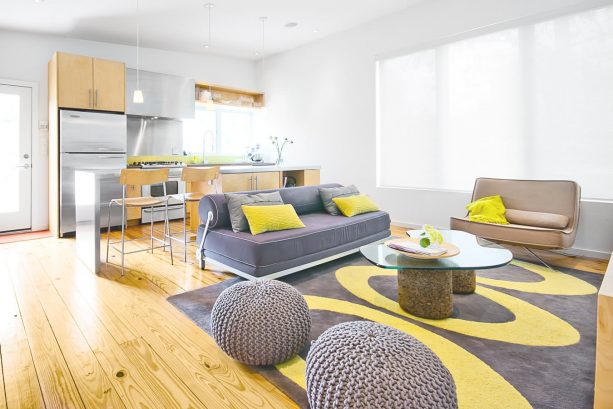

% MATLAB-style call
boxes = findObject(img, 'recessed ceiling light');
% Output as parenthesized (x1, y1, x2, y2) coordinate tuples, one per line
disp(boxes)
(312, 29, 320, 33)
(204, 44, 210, 49)
(285, 22, 298, 28)
(34, 0, 45, 3)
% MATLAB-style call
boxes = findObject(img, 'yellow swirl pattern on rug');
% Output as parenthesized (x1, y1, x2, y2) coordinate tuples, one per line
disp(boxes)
(336, 266, 580, 346)
(276, 296, 531, 409)
(476, 260, 598, 295)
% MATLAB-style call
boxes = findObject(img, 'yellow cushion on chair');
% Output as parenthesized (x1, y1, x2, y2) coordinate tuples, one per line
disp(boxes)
(466, 195, 509, 224)
(332, 194, 379, 217)
(241, 204, 306, 235)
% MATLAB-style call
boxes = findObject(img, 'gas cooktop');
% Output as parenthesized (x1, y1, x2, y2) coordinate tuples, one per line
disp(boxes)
(129, 161, 186, 168)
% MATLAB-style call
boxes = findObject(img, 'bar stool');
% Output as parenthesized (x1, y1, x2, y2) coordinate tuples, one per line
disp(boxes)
(106, 168, 173, 274)
(167, 166, 220, 262)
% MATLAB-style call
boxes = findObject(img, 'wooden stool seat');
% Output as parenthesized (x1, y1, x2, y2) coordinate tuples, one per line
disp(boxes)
(184, 192, 205, 202)
(111, 196, 167, 207)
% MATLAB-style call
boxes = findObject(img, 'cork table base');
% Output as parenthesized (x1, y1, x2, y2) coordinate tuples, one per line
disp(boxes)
(398, 269, 453, 319)
(452, 270, 476, 294)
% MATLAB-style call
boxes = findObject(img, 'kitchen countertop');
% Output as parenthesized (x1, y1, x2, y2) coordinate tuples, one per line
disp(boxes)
(217, 164, 321, 174)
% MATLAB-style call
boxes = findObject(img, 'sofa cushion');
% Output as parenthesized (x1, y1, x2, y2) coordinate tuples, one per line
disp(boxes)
(505, 209, 569, 230)
(242, 204, 305, 235)
(450, 216, 573, 249)
(319, 185, 359, 215)
(225, 191, 284, 232)
(333, 194, 379, 217)
(203, 211, 390, 272)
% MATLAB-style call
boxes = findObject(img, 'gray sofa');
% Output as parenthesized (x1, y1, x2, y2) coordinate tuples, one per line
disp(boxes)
(196, 184, 391, 280)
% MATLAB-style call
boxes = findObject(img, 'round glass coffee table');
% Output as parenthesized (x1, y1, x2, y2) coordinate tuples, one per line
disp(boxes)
(360, 230, 512, 319)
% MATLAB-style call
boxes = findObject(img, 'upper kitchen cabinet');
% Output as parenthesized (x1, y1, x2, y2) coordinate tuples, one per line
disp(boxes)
(51, 52, 125, 112)
(92, 58, 125, 112)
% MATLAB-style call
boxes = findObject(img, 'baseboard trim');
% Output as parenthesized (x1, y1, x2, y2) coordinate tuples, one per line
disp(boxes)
(390, 220, 612, 260)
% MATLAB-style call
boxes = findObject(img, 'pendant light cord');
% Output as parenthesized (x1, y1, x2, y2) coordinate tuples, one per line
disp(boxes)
(136, 0, 140, 90)
(260, 16, 267, 57)
(208, 4, 212, 46)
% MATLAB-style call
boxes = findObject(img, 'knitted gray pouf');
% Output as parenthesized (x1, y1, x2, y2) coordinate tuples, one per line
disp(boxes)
(306, 321, 458, 409)
(211, 280, 311, 366)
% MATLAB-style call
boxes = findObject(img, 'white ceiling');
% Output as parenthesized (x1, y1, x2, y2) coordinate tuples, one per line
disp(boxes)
(1, 0, 424, 60)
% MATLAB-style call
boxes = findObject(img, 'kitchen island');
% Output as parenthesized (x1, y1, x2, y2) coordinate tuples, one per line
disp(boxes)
(74, 169, 120, 273)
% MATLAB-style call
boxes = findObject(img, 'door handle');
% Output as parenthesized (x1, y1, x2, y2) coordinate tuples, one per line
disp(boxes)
(248, 176, 253, 190)
(89, 89, 93, 107)
(16, 164, 30, 169)
(94, 89, 98, 108)
(255, 175, 258, 190)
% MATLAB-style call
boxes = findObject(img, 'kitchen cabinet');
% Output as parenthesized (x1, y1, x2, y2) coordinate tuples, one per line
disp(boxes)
(93, 58, 126, 112)
(221, 172, 281, 193)
(53, 52, 125, 112)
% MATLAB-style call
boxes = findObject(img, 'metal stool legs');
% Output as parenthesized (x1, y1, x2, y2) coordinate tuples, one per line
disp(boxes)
(105, 201, 174, 275)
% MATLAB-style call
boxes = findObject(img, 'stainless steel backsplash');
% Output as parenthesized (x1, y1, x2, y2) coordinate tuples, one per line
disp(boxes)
(127, 116, 184, 156)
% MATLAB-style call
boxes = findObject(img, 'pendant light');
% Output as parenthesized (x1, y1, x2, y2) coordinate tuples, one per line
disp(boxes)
(133, 0, 144, 104)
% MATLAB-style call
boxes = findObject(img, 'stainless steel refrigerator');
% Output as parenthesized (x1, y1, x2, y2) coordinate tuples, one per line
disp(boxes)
(59, 110, 127, 236)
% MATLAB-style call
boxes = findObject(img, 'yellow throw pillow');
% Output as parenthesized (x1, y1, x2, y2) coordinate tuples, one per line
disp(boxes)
(332, 194, 379, 217)
(466, 195, 509, 224)
(241, 204, 305, 235)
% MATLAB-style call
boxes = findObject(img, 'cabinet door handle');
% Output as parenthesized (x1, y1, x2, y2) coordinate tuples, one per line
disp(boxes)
(94, 89, 98, 108)
(89, 89, 93, 107)
(248, 176, 253, 190)
(255, 175, 258, 190)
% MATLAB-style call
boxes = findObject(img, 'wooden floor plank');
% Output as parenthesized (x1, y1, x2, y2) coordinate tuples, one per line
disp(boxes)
(0, 251, 46, 409)
(30, 243, 208, 409)
(120, 338, 209, 408)
(6, 257, 86, 409)
(19, 256, 129, 409)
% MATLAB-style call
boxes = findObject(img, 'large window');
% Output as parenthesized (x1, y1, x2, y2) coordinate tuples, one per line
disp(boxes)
(376, 5, 613, 200)
(183, 105, 257, 158)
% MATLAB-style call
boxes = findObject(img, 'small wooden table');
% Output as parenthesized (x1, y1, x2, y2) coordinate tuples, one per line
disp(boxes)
(360, 230, 513, 319)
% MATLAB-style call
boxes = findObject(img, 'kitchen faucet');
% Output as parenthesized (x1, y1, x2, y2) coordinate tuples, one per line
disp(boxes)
(201, 129, 215, 164)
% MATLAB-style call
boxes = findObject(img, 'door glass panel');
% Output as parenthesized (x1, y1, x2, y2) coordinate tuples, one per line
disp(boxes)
(0, 93, 20, 213)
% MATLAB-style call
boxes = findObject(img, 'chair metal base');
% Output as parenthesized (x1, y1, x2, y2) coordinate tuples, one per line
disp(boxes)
(525, 247, 556, 271)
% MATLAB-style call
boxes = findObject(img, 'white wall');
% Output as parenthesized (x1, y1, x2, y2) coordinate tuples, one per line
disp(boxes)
(0, 29, 257, 231)
(259, 0, 613, 258)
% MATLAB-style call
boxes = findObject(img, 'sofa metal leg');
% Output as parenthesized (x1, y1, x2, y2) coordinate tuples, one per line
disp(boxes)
(525, 247, 555, 271)
(199, 256, 205, 270)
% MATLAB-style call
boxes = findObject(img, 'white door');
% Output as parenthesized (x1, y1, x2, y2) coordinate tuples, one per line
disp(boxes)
(0, 84, 32, 232)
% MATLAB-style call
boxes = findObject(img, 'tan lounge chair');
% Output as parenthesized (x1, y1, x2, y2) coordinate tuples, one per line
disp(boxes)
(450, 178, 580, 266)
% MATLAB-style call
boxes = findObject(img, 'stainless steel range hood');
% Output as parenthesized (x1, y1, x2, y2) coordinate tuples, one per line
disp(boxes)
(125, 68, 195, 119)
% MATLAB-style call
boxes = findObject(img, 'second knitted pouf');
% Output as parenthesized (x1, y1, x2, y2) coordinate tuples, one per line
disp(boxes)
(306, 321, 458, 409)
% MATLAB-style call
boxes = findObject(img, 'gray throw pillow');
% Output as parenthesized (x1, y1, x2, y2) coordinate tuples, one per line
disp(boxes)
(319, 185, 359, 215)
(225, 191, 284, 232)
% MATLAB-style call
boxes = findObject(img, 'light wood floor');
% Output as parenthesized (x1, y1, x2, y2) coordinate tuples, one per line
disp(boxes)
(0, 222, 608, 409)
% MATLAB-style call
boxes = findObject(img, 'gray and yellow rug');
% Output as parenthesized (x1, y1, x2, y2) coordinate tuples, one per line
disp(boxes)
(168, 254, 602, 409)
